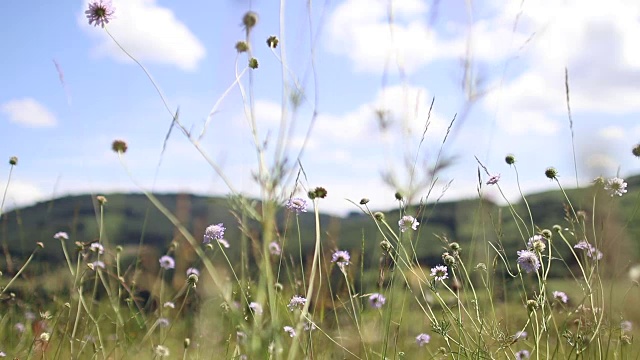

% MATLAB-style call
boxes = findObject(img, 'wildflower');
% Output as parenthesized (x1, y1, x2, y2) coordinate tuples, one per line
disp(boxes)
(526, 300, 539, 312)
(368, 293, 386, 309)
(604, 177, 628, 197)
(163, 302, 175, 309)
(96, 195, 107, 205)
(157, 318, 170, 328)
(9, 156, 18, 165)
(186, 268, 200, 277)
(303, 321, 316, 331)
(486, 174, 500, 185)
(0, 351, 5, 357)
(552, 291, 568, 304)
(331, 250, 350, 267)
(248, 58, 259, 69)
(266, 35, 279, 48)
(242, 11, 259, 30)
(283, 326, 296, 337)
(516, 250, 540, 273)
(54, 232, 69, 241)
(415, 333, 431, 346)
(514, 330, 528, 340)
(15, 322, 25, 333)
(430, 265, 449, 281)
(159, 255, 175, 270)
(574, 240, 603, 260)
(204, 223, 225, 244)
(269, 242, 282, 256)
(309, 187, 328, 199)
(359, 198, 370, 205)
(90, 242, 104, 254)
(85, 0, 115, 28)
(249, 302, 263, 315)
(545, 167, 558, 179)
(633, 144, 640, 157)
(398, 215, 419, 232)
(621, 320, 632, 332)
(236, 331, 247, 342)
(526, 235, 546, 250)
(91, 261, 105, 270)
(154, 344, 170, 358)
(285, 198, 307, 214)
(515, 350, 530, 360)
(235, 41, 249, 53)
(288, 295, 307, 311)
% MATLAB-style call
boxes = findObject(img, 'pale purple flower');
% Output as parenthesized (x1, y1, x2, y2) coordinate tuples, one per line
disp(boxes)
(285, 198, 308, 214)
(552, 291, 568, 304)
(85, 1, 115, 28)
(154, 345, 170, 358)
(303, 321, 316, 331)
(269, 242, 282, 256)
(368, 293, 386, 308)
(515, 350, 530, 360)
(249, 302, 263, 315)
(0, 351, 5, 358)
(526, 234, 546, 250)
(430, 265, 449, 281)
(574, 240, 603, 260)
(157, 317, 170, 328)
(54, 232, 69, 241)
(236, 331, 247, 343)
(516, 250, 540, 273)
(399, 215, 419, 232)
(91, 260, 105, 270)
(159, 255, 175, 270)
(514, 330, 527, 340)
(415, 333, 430, 346)
(604, 177, 627, 197)
(621, 320, 632, 332)
(284, 325, 296, 337)
(163, 302, 175, 309)
(186, 267, 200, 277)
(14, 322, 25, 333)
(90, 242, 104, 254)
(486, 174, 501, 185)
(331, 250, 350, 267)
(204, 223, 225, 244)
(288, 295, 307, 311)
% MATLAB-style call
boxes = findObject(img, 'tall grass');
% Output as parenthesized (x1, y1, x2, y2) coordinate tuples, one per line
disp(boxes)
(1, 1, 639, 359)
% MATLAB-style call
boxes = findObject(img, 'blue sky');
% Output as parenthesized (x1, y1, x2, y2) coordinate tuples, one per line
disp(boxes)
(1, 0, 640, 215)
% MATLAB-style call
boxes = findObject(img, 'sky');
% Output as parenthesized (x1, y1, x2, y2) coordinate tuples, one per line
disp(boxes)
(1, 0, 640, 216)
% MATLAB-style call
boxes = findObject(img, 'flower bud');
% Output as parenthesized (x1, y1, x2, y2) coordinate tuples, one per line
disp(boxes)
(235, 41, 249, 53)
(248, 58, 259, 69)
(545, 167, 558, 179)
(359, 198, 369, 205)
(632, 144, 640, 158)
(9, 156, 18, 165)
(266, 36, 279, 48)
(505, 154, 515, 165)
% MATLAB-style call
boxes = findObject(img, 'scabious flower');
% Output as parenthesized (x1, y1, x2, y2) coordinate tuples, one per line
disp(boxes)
(204, 223, 225, 244)
(430, 265, 449, 281)
(90, 242, 104, 254)
(269, 242, 282, 256)
(163, 302, 175, 309)
(85, 1, 115, 28)
(526, 234, 546, 251)
(516, 250, 540, 273)
(157, 318, 170, 328)
(288, 295, 307, 311)
(159, 255, 175, 270)
(331, 250, 350, 267)
(186, 267, 200, 277)
(368, 293, 386, 309)
(552, 291, 568, 304)
(249, 302, 263, 315)
(621, 320, 633, 332)
(303, 321, 316, 331)
(486, 174, 501, 185)
(154, 344, 170, 358)
(54, 232, 69, 240)
(604, 177, 628, 197)
(283, 326, 296, 337)
(15, 322, 25, 333)
(415, 333, 431, 346)
(398, 215, 419, 232)
(514, 330, 528, 340)
(91, 261, 105, 270)
(515, 350, 530, 359)
(574, 240, 603, 260)
(285, 197, 308, 214)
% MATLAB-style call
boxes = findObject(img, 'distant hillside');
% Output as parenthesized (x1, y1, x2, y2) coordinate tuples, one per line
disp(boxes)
(1, 175, 639, 274)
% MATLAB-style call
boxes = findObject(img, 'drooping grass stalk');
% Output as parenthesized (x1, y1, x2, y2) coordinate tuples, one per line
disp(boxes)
(0, 244, 42, 296)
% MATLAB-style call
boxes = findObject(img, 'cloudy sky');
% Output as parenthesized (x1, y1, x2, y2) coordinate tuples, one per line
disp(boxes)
(1, 0, 639, 215)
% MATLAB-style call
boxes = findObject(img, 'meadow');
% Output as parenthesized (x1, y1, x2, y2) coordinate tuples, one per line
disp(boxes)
(2, 1, 640, 359)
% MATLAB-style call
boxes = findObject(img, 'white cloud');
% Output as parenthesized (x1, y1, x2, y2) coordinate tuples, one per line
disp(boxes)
(326, 0, 462, 73)
(599, 126, 625, 140)
(0, 180, 47, 211)
(80, 0, 205, 71)
(481, 0, 640, 134)
(0, 98, 57, 127)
